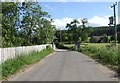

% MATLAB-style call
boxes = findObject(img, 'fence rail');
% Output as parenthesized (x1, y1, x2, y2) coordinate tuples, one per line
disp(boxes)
(0, 44, 53, 63)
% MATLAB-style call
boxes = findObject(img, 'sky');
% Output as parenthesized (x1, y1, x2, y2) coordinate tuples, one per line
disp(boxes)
(39, 1, 119, 30)
(2, 0, 119, 30)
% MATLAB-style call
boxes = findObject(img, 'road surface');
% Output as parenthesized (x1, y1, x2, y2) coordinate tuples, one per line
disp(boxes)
(9, 50, 118, 81)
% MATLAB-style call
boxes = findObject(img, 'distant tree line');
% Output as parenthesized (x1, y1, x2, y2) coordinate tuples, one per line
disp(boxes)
(90, 25, 120, 42)
(55, 21, 120, 43)
(1, 2, 56, 48)
(90, 25, 120, 36)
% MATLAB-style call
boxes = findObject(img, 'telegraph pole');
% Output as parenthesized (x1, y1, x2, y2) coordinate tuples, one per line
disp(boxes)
(111, 2, 117, 46)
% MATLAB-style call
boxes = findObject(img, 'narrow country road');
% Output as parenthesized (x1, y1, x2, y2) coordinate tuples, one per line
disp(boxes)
(9, 50, 118, 81)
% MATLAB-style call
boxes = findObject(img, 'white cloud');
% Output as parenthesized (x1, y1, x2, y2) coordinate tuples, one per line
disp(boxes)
(52, 15, 119, 30)
(88, 16, 109, 27)
(52, 17, 73, 30)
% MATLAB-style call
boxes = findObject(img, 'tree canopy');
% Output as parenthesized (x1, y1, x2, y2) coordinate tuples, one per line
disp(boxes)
(65, 19, 92, 43)
(1, 2, 56, 48)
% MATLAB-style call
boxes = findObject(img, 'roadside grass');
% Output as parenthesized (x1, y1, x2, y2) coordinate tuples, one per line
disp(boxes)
(79, 43, 119, 71)
(2, 46, 54, 79)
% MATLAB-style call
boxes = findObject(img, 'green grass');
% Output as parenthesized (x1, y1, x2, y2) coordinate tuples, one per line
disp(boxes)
(2, 46, 54, 79)
(80, 43, 119, 71)
(82, 43, 110, 48)
(64, 44, 74, 48)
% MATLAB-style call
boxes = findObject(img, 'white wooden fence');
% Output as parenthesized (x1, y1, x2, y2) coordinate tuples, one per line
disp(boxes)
(0, 44, 54, 63)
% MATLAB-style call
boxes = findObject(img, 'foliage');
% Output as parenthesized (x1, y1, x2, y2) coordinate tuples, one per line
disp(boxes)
(90, 26, 115, 36)
(2, 2, 19, 47)
(65, 19, 93, 43)
(81, 18, 88, 28)
(2, 46, 54, 79)
(1, 2, 56, 48)
(66, 19, 80, 42)
(80, 43, 119, 70)
(56, 42, 70, 49)
(90, 25, 120, 42)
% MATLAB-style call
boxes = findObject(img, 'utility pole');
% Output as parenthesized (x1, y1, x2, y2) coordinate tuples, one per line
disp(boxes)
(111, 2, 117, 46)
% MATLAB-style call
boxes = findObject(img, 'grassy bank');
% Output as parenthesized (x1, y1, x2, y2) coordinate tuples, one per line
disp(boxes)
(79, 43, 119, 71)
(2, 46, 54, 79)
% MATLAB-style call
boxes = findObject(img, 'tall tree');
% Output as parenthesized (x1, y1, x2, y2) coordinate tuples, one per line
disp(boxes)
(66, 19, 80, 42)
(2, 2, 19, 47)
(66, 19, 92, 43)
(1, 2, 56, 47)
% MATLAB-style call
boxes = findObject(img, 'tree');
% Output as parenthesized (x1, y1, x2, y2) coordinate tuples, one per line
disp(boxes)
(66, 19, 80, 42)
(1, 2, 56, 47)
(81, 18, 88, 28)
(2, 2, 19, 47)
(36, 18, 56, 44)
(66, 19, 92, 43)
(20, 2, 56, 45)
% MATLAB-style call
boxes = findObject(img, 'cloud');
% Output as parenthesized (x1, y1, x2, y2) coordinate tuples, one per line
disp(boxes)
(88, 16, 119, 26)
(88, 16, 109, 27)
(52, 17, 73, 30)
(52, 16, 114, 30)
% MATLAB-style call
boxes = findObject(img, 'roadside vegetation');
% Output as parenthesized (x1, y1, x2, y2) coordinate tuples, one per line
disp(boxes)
(62, 43, 119, 72)
(2, 46, 54, 79)
(79, 43, 119, 71)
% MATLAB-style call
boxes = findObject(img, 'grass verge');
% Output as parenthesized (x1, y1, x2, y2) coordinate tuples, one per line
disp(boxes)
(2, 46, 54, 79)
(79, 43, 119, 71)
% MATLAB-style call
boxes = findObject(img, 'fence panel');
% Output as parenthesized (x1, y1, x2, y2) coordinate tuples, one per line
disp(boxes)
(0, 44, 53, 63)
